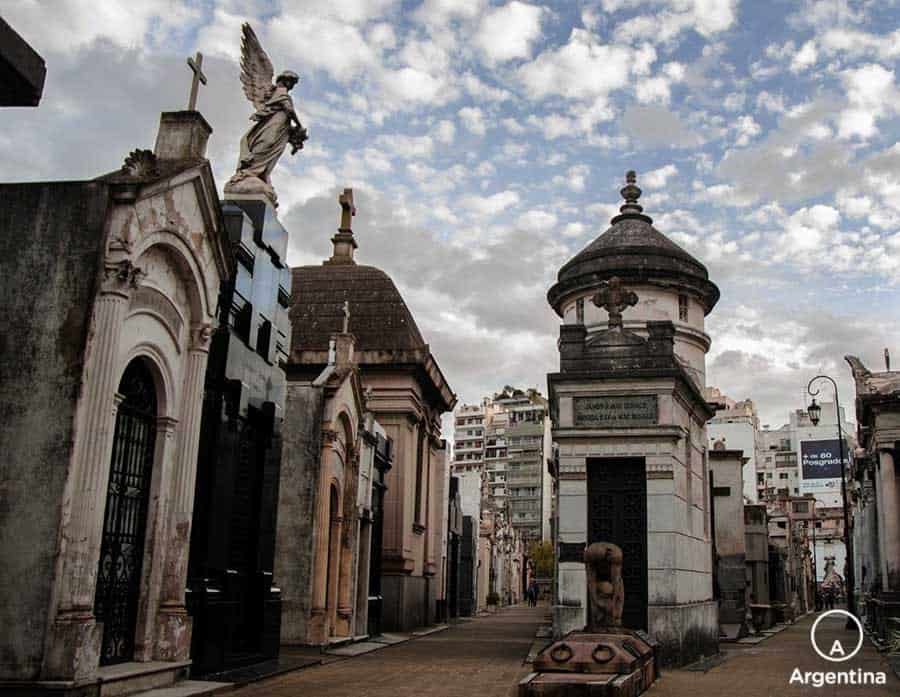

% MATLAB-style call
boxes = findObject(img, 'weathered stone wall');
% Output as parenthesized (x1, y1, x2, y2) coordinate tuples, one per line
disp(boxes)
(275, 383, 325, 644)
(0, 182, 109, 680)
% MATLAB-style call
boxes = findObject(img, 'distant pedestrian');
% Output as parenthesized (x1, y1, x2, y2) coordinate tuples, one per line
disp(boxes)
(528, 580, 539, 607)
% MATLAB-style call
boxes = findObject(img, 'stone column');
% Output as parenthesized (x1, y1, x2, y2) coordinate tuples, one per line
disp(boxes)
(878, 449, 900, 591)
(154, 323, 210, 661)
(44, 260, 141, 680)
(336, 450, 359, 637)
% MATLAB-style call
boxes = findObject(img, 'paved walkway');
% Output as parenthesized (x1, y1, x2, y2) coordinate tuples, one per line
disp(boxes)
(653, 612, 899, 696)
(230, 608, 899, 697)
(231, 605, 545, 697)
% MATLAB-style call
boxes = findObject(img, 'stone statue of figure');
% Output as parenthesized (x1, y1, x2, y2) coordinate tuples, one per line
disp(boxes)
(584, 542, 625, 630)
(225, 23, 308, 205)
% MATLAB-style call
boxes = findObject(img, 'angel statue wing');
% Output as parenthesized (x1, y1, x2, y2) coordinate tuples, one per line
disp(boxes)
(239, 23, 275, 111)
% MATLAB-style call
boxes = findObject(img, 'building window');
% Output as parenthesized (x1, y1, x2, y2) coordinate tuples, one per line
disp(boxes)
(256, 318, 272, 361)
(678, 294, 689, 321)
(576, 297, 585, 324)
(234, 300, 253, 344)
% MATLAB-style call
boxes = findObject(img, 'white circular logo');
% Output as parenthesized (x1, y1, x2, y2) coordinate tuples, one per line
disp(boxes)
(810, 610, 864, 663)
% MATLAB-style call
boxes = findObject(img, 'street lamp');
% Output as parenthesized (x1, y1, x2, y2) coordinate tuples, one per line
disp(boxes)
(806, 376, 856, 627)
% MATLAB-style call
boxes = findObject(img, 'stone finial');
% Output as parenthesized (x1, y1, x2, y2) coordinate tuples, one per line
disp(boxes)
(325, 188, 359, 266)
(591, 276, 638, 330)
(619, 170, 643, 215)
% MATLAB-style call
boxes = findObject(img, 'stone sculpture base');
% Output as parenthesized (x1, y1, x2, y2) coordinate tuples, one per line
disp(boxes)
(521, 628, 658, 697)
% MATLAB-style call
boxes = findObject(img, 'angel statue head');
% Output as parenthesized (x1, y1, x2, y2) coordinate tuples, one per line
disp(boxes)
(276, 70, 300, 89)
(225, 24, 308, 208)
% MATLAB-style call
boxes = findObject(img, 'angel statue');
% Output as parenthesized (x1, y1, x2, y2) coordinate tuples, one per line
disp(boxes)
(225, 23, 308, 206)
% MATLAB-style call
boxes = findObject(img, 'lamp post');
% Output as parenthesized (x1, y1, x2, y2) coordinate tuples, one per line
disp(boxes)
(811, 499, 819, 610)
(807, 375, 856, 626)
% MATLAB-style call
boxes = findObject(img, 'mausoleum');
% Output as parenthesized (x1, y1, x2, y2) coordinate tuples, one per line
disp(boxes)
(547, 171, 720, 666)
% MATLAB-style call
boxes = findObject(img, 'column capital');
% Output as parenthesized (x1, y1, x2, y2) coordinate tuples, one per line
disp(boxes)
(189, 322, 213, 352)
(156, 415, 180, 433)
(101, 259, 143, 298)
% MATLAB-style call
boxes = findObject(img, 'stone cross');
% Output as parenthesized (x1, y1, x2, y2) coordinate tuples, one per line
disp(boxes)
(591, 276, 638, 330)
(342, 300, 350, 334)
(186, 52, 207, 111)
(339, 188, 355, 230)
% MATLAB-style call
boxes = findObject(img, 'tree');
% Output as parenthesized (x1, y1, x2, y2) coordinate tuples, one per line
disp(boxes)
(528, 540, 554, 578)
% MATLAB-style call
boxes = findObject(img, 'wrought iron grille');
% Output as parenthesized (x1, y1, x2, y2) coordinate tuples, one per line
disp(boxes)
(587, 458, 648, 630)
(94, 360, 157, 665)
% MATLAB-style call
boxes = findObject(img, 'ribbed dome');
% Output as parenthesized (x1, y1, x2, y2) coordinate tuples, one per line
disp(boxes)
(547, 171, 719, 316)
(290, 264, 426, 354)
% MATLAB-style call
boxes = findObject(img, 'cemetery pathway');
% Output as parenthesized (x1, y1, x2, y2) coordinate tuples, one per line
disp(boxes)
(652, 611, 899, 696)
(230, 605, 546, 697)
(228, 608, 900, 696)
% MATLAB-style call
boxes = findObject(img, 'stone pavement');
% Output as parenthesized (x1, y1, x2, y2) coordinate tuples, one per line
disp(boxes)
(651, 612, 899, 696)
(231, 605, 546, 697)
(229, 608, 900, 697)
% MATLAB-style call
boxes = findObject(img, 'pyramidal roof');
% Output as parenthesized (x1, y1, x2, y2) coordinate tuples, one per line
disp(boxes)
(547, 171, 719, 316)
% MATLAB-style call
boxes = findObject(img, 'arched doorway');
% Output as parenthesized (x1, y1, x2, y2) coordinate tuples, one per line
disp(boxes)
(94, 359, 158, 665)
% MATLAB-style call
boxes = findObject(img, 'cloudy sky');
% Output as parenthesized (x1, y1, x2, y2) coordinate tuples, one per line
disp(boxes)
(2, 0, 900, 428)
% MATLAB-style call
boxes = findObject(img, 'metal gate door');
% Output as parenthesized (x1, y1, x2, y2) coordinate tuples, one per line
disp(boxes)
(587, 458, 648, 630)
(94, 360, 157, 665)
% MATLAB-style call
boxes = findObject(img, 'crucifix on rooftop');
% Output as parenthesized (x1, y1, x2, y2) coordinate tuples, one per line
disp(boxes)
(339, 188, 356, 231)
(186, 51, 207, 111)
(592, 276, 638, 330)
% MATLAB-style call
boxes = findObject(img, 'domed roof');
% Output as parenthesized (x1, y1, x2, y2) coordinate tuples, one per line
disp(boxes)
(290, 263, 426, 354)
(547, 171, 719, 316)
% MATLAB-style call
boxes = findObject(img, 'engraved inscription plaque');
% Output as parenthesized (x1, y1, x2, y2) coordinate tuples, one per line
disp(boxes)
(574, 395, 658, 427)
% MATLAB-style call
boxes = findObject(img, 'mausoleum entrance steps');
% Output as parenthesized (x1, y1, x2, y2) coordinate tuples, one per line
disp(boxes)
(122, 681, 232, 697)
(92, 661, 229, 697)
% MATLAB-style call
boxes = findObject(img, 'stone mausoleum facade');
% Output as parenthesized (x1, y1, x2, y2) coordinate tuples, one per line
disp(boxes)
(0, 111, 230, 694)
(547, 172, 720, 667)
(282, 191, 456, 639)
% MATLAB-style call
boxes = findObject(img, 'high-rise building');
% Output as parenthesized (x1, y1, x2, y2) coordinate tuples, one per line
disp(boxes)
(706, 387, 762, 503)
(757, 401, 853, 584)
(452, 387, 551, 542)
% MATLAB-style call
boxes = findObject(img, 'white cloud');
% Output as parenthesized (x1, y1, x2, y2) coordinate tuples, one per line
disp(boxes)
(517, 209, 558, 231)
(562, 222, 587, 238)
(461, 73, 513, 101)
(790, 40, 818, 73)
(502, 117, 526, 135)
(1, 0, 202, 53)
(458, 106, 488, 135)
(820, 27, 900, 62)
(756, 91, 786, 113)
(433, 119, 457, 144)
(374, 133, 435, 158)
(837, 63, 900, 140)
(642, 164, 679, 189)
(733, 115, 762, 147)
(461, 190, 521, 216)
(615, 0, 738, 44)
(774, 204, 840, 259)
(476, 1, 544, 64)
(518, 29, 640, 102)
(557, 164, 590, 192)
